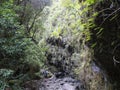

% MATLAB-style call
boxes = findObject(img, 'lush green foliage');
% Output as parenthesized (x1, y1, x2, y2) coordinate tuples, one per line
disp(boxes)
(0, 69, 14, 90)
(0, 0, 28, 68)
(0, 0, 46, 89)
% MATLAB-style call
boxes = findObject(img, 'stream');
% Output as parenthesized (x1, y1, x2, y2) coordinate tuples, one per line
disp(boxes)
(24, 75, 85, 90)
(39, 76, 85, 90)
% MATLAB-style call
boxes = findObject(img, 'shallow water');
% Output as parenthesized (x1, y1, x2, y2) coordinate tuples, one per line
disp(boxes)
(39, 76, 85, 90)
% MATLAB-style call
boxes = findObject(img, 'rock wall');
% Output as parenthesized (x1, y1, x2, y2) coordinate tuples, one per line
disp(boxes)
(89, 0, 120, 88)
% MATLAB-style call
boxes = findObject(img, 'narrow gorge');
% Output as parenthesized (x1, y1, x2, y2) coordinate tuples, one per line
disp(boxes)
(0, 0, 120, 90)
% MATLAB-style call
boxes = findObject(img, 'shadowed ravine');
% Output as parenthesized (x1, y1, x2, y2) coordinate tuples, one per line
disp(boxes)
(1, 0, 120, 90)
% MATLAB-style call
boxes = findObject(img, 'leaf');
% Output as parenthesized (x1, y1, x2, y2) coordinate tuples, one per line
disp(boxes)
(96, 28, 103, 35)
(75, 3, 81, 10)
(91, 43, 97, 48)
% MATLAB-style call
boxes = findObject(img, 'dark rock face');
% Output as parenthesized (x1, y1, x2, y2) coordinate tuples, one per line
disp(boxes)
(46, 37, 66, 48)
(89, 0, 120, 86)
(46, 37, 75, 76)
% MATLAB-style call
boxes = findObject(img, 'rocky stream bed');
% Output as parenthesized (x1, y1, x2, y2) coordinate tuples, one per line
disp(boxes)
(24, 75, 85, 90)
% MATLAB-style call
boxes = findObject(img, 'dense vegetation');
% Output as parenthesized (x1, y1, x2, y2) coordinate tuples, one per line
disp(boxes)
(0, 0, 120, 90)
(0, 0, 46, 89)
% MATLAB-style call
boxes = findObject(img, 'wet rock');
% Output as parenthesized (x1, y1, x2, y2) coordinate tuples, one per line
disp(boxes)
(24, 75, 85, 90)
(41, 77, 84, 90)
(55, 72, 65, 78)
(46, 37, 76, 76)
(46, 37, 66, 48)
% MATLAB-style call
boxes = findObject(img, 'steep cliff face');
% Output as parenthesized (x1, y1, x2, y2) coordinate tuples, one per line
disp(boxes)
(89, 0, 120, 88)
